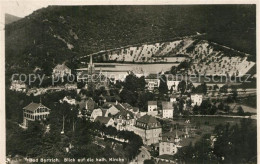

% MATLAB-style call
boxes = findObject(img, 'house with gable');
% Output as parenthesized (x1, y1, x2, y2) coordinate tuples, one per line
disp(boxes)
(190, 94, 203, 106)
(95, 116, 114, 127)
(114, 108, 135, 131)
(53, 63, 71, 78)
(22, 102, 51, 128)
(132, 115, 162, 145)
(147, 101, 158, 116)
(60, 96, 76, 105)
(90, 108, 103, 121)
(162, 101, 174, 118)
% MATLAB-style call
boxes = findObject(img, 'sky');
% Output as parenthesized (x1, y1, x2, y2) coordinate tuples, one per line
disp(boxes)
(2, 0, 49, 17)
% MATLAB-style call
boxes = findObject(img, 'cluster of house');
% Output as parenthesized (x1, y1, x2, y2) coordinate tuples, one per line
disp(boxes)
(147, 93, 203, 117)
(20, 95, 194, 157)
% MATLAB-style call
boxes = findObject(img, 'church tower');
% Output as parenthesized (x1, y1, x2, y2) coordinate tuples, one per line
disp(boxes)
(87, 54, 95, 91)
(88, 54, 95, 75)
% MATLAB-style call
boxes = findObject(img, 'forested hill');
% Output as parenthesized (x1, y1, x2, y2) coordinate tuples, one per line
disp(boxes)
(5, 5, 256, 75)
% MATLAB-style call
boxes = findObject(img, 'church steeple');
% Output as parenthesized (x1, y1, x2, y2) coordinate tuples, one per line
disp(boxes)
(88, 54, 95, 75)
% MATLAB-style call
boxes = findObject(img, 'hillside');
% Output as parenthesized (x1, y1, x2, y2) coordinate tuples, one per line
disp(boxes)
(5, 13, 21, 24)
(5, 5, 256, 76)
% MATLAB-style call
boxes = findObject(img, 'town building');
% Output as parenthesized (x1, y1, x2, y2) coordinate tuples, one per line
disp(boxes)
(52, 63, 71, 78)
(145, 74, 160, 91)
(90, 108, 103, 121)
(147, 101, 158, 116)
(76, 55, 109, 90)
(162, 101, 174, 118)
(170, 95, 178, 103)
(86, 98, 95, 111)
(130, 146, 151, 164)
(114, 109, 135, 131)
(102, 102, 120, 117)
(60, 96, 76, 105)
(132, 115, 162, 145)
(159, 129, 182, 156)
(190, 94, 203, 106)
(10, 80, 27, 92)
(22, 102, 51, 128)
(94, 116, 114, 127)
(65, 83, 77, 90)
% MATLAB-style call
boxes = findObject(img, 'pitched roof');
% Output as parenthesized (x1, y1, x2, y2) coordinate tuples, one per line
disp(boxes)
(101, 109, 107, 116)
(54, 63, 70, 70)
(114, 104, 125, 111)
(161, 130, 185, 142)
(23, 102, 50, 112)
(145, 74, 158, 79)
(133, 107, 139, 112)
(162, 101, 173, 110)
(148, 101, 157, 106)
(136, 114, 161, 129)
(122, 103, 133, 109)
(95, 116, 112, 124)
(115, 109, 134, 119)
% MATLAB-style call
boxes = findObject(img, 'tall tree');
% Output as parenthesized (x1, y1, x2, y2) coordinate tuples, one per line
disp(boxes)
(158, 74, 168, 94)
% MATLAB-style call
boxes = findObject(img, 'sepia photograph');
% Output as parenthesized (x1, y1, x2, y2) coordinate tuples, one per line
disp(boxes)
(2, 1, 257, 164)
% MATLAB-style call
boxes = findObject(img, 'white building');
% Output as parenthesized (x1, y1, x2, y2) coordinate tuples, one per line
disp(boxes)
(147, 101, 158, 116)
(162, 101, 174, 118)
(90, 108, 103, 121)
(53, 63, 71, 78)
(22, 102, 51, 128)
(170, 95, 178, 103)
(190, 94, 203, 106)
(145, 74, 160, 91)
(60, 96, 76, 105)
(10, 80, 27, 92)
(159, 130, 182, 156)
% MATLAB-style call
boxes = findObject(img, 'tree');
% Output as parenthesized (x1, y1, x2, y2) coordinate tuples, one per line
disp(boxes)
(124, 73, 146, 92)
(237, 106, 244, 116)
(158, 74, 168, 94)
(195, 83, 207, 95)
(219, 84, 228, 93)
(231, 86, 238, 101)
(213, 120, 256, 163)
(193, 105, 199, 114)
(178, 80, 186, 94)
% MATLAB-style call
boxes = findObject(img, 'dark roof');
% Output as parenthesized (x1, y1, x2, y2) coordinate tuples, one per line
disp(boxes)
(136, 114, 161, 129)
(114, 104, 125, 111)
(157, 154, 175, 160)
(179, 138, 193, 147)
(95, 116, 112, 124)
(162, 101, 173, 110)
(148, 101, 157, 105)
(23, 102, 50, 112)
(161, 130, 185, 142)
(115, 109, 134, 119)
(77, 100, 86, 110)
(145, 74, 158, 79)
(101, 109, 107, 116)
(133, 107, 139, 112)
(122, 103, 133, 109)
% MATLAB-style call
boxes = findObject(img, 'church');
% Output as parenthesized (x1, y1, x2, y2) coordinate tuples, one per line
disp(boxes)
(76, 54, 109, 90)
